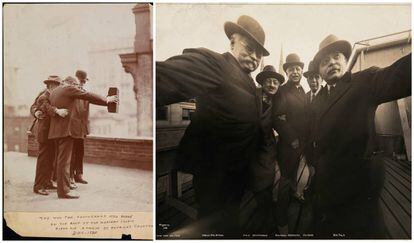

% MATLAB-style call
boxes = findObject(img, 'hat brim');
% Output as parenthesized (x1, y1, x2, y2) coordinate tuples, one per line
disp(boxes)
(303, 70, 318, 78)
(43, 80, 61, 85)
(283, 62, 304, 72)
(313, 40, 352, 69)
(224, 21, 270, 56)
(256, 71, 285, 85)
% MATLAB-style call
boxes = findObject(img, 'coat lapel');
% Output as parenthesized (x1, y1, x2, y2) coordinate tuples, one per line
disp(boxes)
(287, 81, 306, 104)
(318, 73, 352, 120)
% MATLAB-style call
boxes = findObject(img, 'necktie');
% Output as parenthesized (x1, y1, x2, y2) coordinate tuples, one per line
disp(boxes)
(298, 86, 304, 94)
(311, 93, 315, 102)
(329, 85, 336, 96)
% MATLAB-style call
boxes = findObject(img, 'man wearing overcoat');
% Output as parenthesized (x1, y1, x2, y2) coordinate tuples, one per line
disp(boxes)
(156, 15, 270, 236)
(48, 76, 118, 199)
(308, 34, 411, 238)
(272, 53, 308, 233)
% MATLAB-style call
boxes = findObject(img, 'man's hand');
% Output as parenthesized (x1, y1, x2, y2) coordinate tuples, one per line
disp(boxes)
(291, 139, 300, 149)
(34, 110, 45, 119)
(55, 108, 69, 118)
(107, 95, 119, 104)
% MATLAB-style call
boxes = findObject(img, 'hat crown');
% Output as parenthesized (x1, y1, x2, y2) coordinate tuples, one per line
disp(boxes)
(307, 60, 315, 72)
(262, 65, 277, 73)
(63, 76, 78, 85)
(236, 15, 265, 45)
(319, 34, 341, 51)
(44, 75, 62, 83)
(285, 53, 302, 64)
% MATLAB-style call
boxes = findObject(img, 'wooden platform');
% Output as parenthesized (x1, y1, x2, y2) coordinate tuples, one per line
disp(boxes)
(156, 156, 411, 239)
(380, 157, 411, 239)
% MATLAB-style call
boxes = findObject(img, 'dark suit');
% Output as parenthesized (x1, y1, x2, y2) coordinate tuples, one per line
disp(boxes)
(271, 80, 308, 227)
(308, 54, 411, 238)
(70, 90, 90, 179)
(157, 48, 265, 235)
(30, 89, 57, 190)
(48, 84, 107, 196)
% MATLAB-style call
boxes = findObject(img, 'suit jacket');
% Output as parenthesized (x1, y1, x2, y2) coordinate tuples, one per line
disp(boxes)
(30, 89, 56, 143)
(48, 84, 107, 139)
(157, 48, 264, 175)
(308, 53, 411, 208)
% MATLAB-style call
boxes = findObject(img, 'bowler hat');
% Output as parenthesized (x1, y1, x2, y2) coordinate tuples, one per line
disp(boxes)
(43, 75, 62, 85)
(283, 53, 304, 72)
(75, 70, 88, 80)
(313, 34, 352, 68)
(256, 65, 285, 85)
(63, 76, 78, 86)
(303, 60, 317, 78)
(224, 15, 269, 56)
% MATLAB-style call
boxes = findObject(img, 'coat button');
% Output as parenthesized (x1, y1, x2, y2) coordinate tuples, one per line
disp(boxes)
(313, 141, 318, 148)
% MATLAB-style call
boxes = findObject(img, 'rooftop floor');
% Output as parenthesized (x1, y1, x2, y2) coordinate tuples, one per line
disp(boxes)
(4, 152, 153, 212)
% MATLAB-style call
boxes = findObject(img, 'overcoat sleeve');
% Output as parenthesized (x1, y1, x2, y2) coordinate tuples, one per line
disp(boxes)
(369, 53, 411, 104)
(156, 48, 223, 106)
(64, 86, 108, 106)
(38, 92, 57, 117)
(30, 90, 45, 117)
(271, 90, 299, 145)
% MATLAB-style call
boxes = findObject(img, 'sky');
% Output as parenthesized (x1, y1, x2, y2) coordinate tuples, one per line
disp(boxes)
(4, 4, 136, 107)
(156, 3, 411, 91)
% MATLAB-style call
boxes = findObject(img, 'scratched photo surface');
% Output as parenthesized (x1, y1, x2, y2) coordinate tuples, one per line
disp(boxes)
(4, 3, 153, 239)
(155, 3, 411, 239)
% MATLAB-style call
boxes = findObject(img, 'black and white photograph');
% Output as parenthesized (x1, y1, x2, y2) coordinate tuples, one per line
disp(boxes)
(156, 3, 411, 239)
(4, 3, 153, 239)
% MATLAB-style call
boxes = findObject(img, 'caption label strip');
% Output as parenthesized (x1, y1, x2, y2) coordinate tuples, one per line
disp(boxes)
(4, 211, 152, 239)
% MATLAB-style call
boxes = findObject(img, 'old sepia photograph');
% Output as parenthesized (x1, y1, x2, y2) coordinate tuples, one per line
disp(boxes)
(156, 3, 411, 239)
(3, 3, 153, 239)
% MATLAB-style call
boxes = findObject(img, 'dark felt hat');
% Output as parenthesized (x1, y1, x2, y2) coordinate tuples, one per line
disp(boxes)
(256, 65, 285, 85)
(313, 34, 352, 68)
(75, 70, 88, 80)
(224, 15, 269, 56)
(283, 53, 304, 72)
(303, 60, 318, 78)
(43, 75, 62, 85)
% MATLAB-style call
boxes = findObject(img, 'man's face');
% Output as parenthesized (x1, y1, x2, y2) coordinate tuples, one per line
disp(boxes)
(319, 51, 347, 84)
(76, 75, 87, 84)
(262, 78, 281, 96)
(306, 73, 322, 93)
(231, 34, 263, 73)
(47, 83, 60, 91)
(286, 65, 303, 85)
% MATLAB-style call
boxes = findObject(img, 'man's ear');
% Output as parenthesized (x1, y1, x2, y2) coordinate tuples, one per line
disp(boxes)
(230, 34, 236, 50)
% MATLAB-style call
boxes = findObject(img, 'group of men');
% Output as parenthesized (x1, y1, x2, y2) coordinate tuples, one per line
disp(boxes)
(157, 14, 411, 238)
(30, 71, 118, 199)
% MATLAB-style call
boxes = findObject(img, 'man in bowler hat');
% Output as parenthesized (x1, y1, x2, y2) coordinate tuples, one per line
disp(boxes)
(244, 65, 285, 233)
(69, 70, 90, 187)
(272, 53, 308, 233)
(157, 15, 270, 236)
(304, 60, 325, 104)
(30, 75, 68, 195)
(308, 34, 411, 238)
(48, 76, 118, 199)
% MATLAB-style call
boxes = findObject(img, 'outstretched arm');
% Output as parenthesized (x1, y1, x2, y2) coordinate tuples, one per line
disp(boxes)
(156, 48, 223, 106)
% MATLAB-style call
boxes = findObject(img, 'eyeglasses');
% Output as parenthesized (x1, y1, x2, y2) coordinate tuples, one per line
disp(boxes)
(239, 39, 262, 58)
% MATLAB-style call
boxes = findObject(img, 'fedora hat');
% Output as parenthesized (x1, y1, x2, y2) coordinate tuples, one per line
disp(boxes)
(43, 75, 62, 85)
(224, 15, 269, 56)
(283, 53, 304, 72)
(313, 34, 352, 67)
(256, 65, 285, 85)
(303, 60, 317, 78)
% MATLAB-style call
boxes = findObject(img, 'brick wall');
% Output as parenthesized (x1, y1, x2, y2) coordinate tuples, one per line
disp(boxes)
(28, 133, 152, 170)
